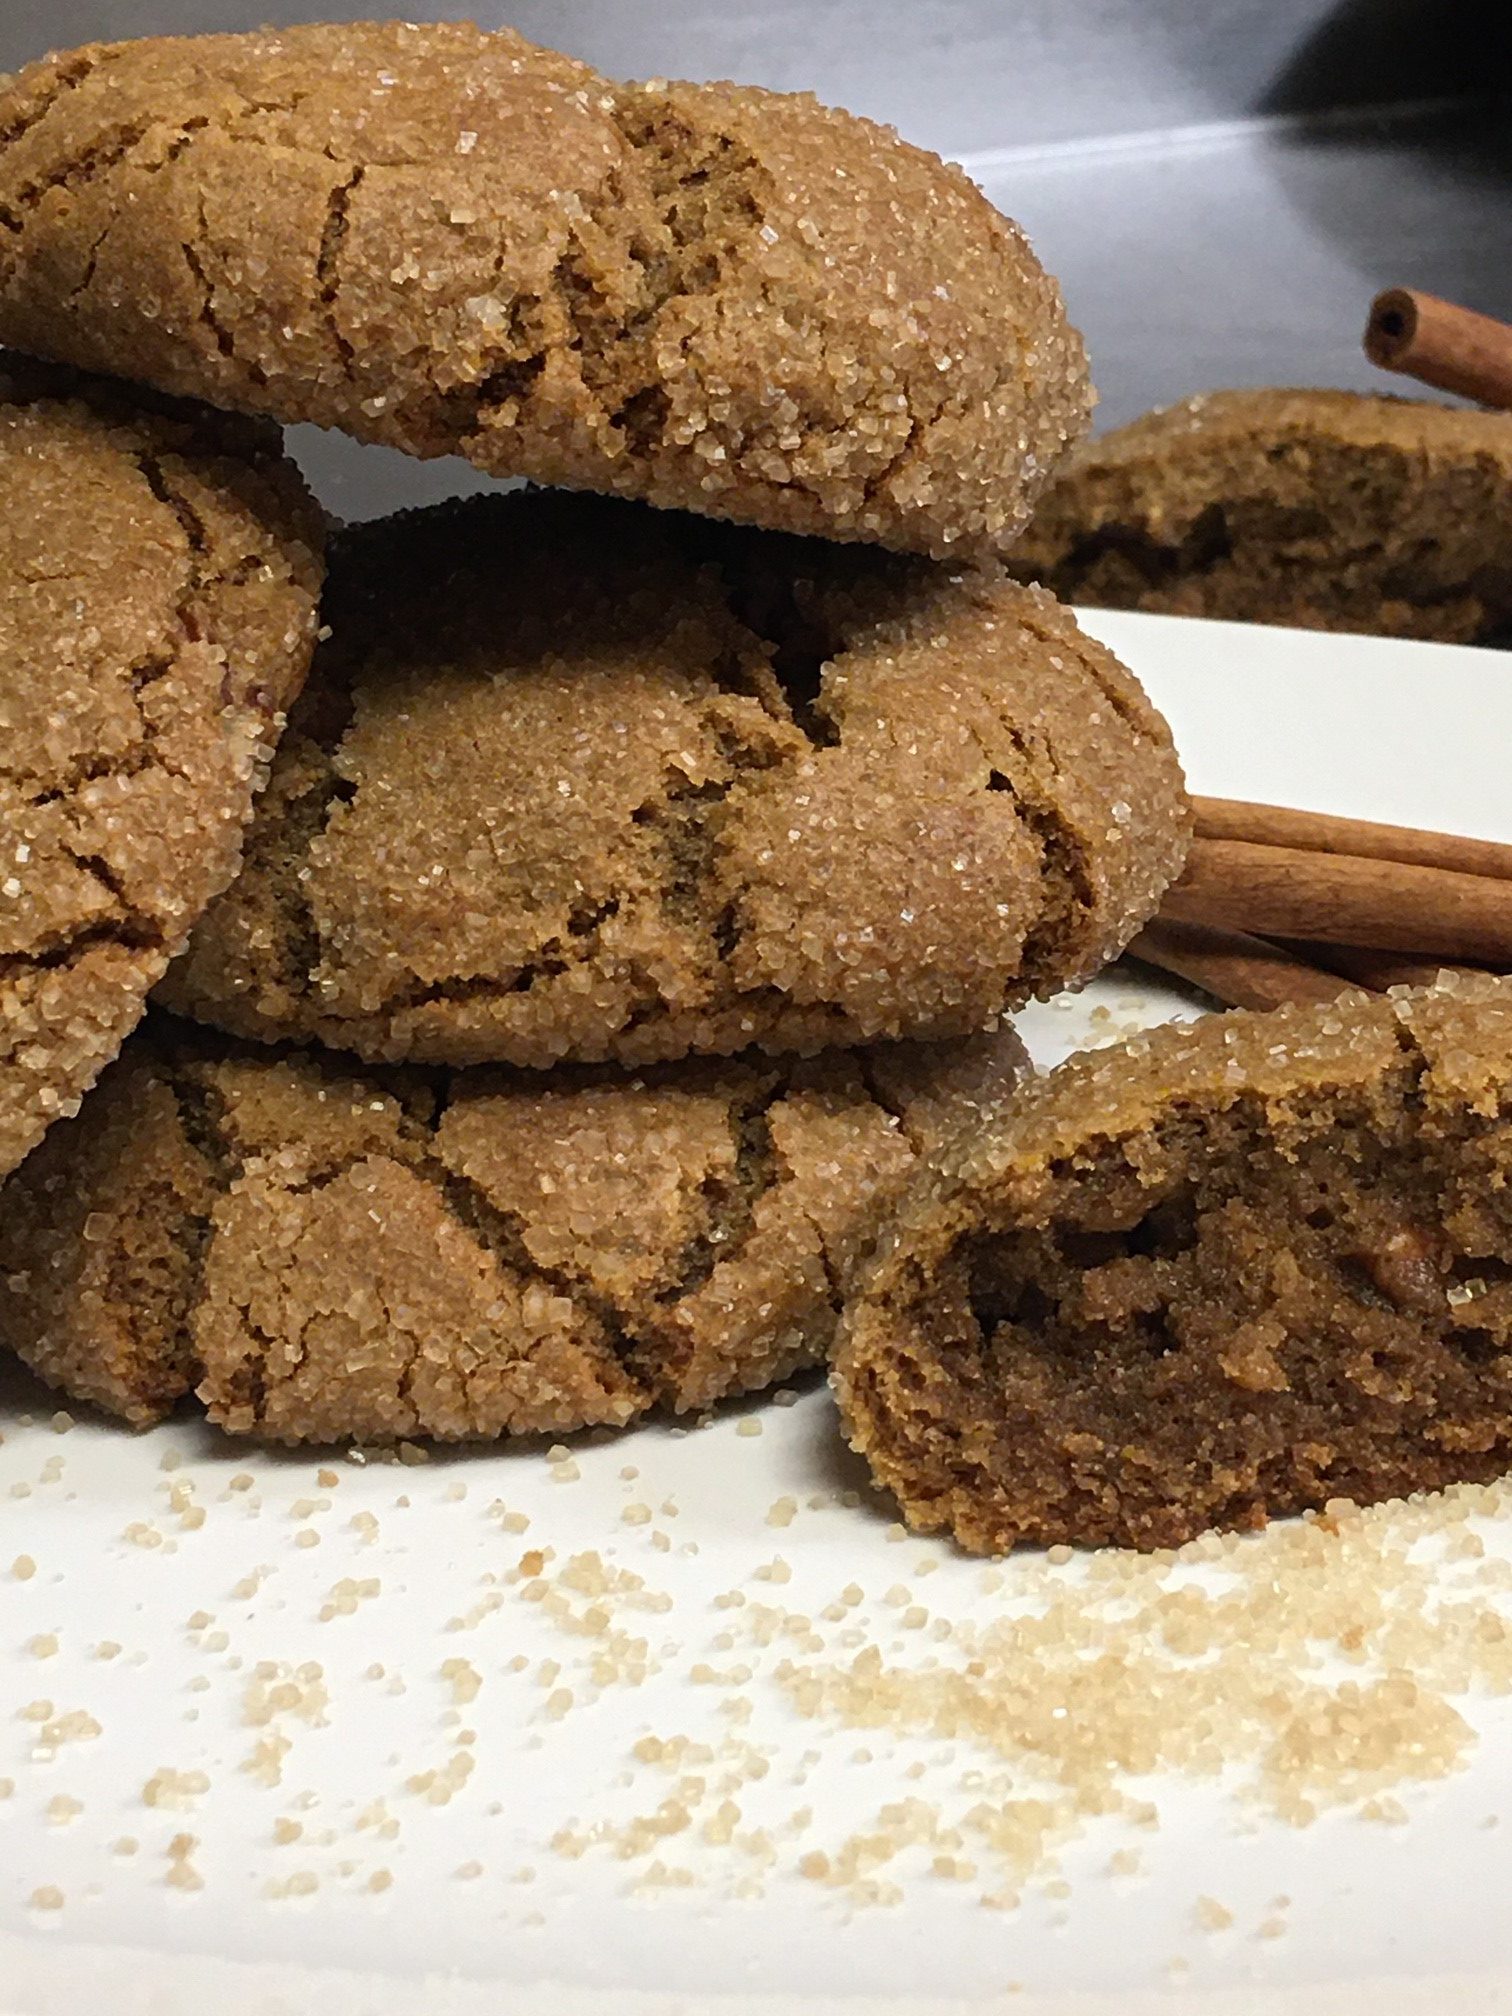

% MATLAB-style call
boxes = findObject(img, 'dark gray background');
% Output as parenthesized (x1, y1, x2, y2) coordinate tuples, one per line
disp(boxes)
(4, 0, 1508, 521)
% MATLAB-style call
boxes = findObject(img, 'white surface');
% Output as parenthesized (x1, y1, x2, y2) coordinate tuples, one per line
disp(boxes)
(5, 612, 1512, 2015)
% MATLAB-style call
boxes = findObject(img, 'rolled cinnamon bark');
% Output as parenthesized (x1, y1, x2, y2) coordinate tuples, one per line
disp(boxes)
(1193, 796, 1512, 884)
(1364, 288, 1512, 409)
(1164, 838, 1512, 966)
(1128, 918, 1350, 1013)
(1282, 941, 1486, 995)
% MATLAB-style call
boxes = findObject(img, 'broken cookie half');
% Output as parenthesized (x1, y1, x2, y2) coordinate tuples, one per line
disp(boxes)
(0, 1015, 1025, 1446)
(835, 976, 1512, 1553)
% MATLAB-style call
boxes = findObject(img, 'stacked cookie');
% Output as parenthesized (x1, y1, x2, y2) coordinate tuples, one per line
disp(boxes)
(0, 22, 1190, 1450)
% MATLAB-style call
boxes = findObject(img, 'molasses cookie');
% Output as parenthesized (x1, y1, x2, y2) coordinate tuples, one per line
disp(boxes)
(0, 356, 322, 1182)
(835, 977, 1512, 1553)
(1012, 389, 1512, 642)
(157, 491, 1190, 1068)
(0, 22, 1090, 558)
(0, 1016, 1026, 1443)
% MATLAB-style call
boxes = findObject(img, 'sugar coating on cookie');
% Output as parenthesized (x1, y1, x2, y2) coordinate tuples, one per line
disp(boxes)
(0, 22, 1090, 558)
(157, 491, 1189, 1068)
(0, 356, 323, 1183)
(0, 1017, 1026, 1442)
(835, 976, 1512, 1553)
(1012, 388, 1512, 643)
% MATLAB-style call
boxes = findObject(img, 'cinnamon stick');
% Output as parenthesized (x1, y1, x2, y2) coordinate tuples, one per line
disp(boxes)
(1279, 940, 1484, 995)
(1163, 837, 1512, 966)
(1129, 918, 1353, 1013)
(1192, 797, 1512, 884)
(1364, 288, 1512, 409)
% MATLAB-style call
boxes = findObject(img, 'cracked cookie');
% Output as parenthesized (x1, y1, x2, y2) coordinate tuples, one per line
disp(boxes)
(0, 21, 1090, 559)
(835, 976, 1512, 1553)
(0, 1014, 1026, 1443)
(1011, 389, 1512, 643)
(156, 490, 1190, 1068)
(0, 355, 323, 1183)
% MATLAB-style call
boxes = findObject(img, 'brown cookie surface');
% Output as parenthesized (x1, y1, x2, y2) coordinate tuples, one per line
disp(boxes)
(835, 978, 1512, 1553)
(1012, 389, 1512, 642)
(157, 492, 1190, 1068)
(0, 1015, 1026, 1444)
(0, 23, 1090, 558)
(0, 356, 323, 1182)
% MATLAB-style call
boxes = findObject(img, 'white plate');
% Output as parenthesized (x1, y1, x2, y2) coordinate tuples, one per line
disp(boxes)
(5, 611, 1512, 2016)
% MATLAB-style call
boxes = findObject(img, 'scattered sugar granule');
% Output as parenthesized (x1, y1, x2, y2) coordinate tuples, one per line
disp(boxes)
(27, 1633, 58, 1659)
(30, 1886, 64, 1912)
(46, 1795, 82, 1827)
(12, 1555, 36, 1581)
(244, 1662, 328, 1728)
(320, 1577, 380, 1620)
(165, 1834, 203, 1892)
(1195, 1896, 1234, 1932)
(49, 1411, 73, 1434)
(143, 1768, 210, 1811)
(242, 1733, 292, 1788)
(736, 1419, 763, 1439)
(35, 1709, 102, 1750)
(766, 1498, 797, 1529)
(441, 1658, 482, 1706)
(266, 1870, 319, 1899)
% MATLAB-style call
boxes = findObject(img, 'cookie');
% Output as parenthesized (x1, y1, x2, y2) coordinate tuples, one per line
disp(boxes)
(0, 22, 1090, 559)
(835, 977, 1512, 1553)
(0, 1015, 1026, 1444)
(0, 355, 323, 1183)
(156, 491, 1190, 1068)
(1012, 389, 1512, 642)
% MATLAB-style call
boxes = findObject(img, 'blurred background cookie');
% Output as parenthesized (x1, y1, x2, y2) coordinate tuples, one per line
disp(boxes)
(0, 356, 322, 1182)
(1012, 389, 1512, 642)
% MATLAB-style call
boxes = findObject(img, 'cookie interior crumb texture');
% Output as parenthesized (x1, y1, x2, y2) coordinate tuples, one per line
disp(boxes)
(0, 1015, 1027, 1442)
(157, 491, 1190, 1067)
(0, 21, 1092, 558)
(835, 976, 1512, 1552)
(1010, 389, 1512, 643)
(0, 354, 323, 1184)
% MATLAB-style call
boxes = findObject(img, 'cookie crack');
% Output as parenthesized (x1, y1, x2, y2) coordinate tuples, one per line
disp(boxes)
(315, 161, 365, 375)
(707, 566, 841, 751)
(0, 117, 155, 237)
(0, 52, 100, 154)
(425, 1151, 650, 1398)
(965, 718, 1092, 991)
(0, 916, 158, 981)
(657, 1072, 787, 1308)
(852, 1056, 931, 1158)
(181, 189, 266, 383)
